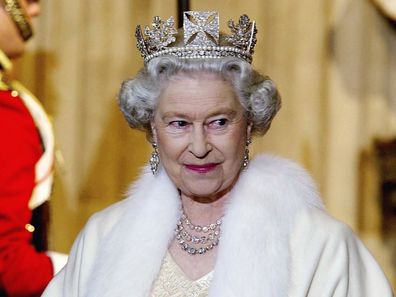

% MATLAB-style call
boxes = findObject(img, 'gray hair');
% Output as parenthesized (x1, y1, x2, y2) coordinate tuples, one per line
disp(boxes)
(118, 56, 281, 140)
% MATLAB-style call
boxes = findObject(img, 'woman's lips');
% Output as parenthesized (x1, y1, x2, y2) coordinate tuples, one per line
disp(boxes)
(185, 163, 218, 173)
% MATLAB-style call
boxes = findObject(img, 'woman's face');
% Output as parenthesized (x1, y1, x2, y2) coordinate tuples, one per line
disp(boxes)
(152, 72, 251, 202)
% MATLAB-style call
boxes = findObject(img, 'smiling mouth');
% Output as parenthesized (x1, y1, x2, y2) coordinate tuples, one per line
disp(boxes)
(185, 163, 219, 174)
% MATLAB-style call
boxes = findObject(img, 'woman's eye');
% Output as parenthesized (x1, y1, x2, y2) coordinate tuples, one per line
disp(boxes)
(169, 120, 189, 128)
(209, 118, 228, 128)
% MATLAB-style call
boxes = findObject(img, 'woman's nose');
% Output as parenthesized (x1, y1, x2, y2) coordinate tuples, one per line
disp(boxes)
(26, 1, 41, 18)
(189, 126, 211, 158)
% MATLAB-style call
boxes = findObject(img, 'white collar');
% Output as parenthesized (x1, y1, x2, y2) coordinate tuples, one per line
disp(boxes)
(86, 154, 323, 297)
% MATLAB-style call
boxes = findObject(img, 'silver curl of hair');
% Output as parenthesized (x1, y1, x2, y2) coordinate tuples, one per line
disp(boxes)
(118, 56, 281, 141)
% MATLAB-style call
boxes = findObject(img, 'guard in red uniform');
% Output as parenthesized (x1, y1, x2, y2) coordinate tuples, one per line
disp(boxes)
(0, 1, 67, 296)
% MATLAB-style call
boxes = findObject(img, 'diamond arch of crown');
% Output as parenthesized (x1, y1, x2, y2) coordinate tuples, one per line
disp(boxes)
(135, 11, 258, 64)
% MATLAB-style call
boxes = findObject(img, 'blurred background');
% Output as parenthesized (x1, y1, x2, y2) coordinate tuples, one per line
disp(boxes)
(15, 0, 396, 289)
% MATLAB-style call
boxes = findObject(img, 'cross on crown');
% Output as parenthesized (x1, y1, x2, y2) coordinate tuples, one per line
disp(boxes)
(135, 11, 258, 64)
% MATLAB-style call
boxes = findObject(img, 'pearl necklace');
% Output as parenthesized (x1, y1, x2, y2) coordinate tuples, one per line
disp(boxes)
(175, 211, 222, 255)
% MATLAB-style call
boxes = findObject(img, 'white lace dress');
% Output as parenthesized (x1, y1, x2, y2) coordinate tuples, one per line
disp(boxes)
(150, 252, 213, 297)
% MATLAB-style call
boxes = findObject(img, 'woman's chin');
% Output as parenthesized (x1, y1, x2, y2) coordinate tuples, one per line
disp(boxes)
(181, 181, 233, 203)
(177, 167, 238, 202)
(189, 188, 218, 198)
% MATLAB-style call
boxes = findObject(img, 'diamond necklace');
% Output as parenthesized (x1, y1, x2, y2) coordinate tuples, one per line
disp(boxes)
(175, 210, 222, 255)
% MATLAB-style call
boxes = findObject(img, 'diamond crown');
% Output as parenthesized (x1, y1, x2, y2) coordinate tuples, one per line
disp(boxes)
(135, 11, 257, 64)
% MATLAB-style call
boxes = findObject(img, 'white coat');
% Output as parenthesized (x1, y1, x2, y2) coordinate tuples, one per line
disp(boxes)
(42, 155, 393, 297)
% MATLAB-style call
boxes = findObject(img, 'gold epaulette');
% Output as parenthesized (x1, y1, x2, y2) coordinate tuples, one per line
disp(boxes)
(0, 49, 13, 91)
(0, 75, 10, 91)
(0, 50, 12, 71)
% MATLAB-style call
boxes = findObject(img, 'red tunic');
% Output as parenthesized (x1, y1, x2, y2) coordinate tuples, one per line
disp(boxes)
(0, 90, 53, 297)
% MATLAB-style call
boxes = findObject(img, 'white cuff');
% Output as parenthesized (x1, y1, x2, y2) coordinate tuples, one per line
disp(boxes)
(46, 251, 68, 275)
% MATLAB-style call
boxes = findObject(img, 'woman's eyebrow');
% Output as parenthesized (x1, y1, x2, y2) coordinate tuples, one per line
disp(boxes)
(161, 109, 238, 122)
(206, 108, 237, 118)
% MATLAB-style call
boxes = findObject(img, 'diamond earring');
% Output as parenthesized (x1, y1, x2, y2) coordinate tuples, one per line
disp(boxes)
(243, 138, 252, 169)
(150, 143, 160, 175)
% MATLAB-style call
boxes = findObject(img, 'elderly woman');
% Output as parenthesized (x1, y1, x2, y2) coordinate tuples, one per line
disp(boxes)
(42, 11, 393, 297)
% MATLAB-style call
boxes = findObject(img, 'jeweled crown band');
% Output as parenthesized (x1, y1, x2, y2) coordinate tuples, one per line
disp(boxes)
(135, 11, 257, 64)
(144, 46, 253, 64)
